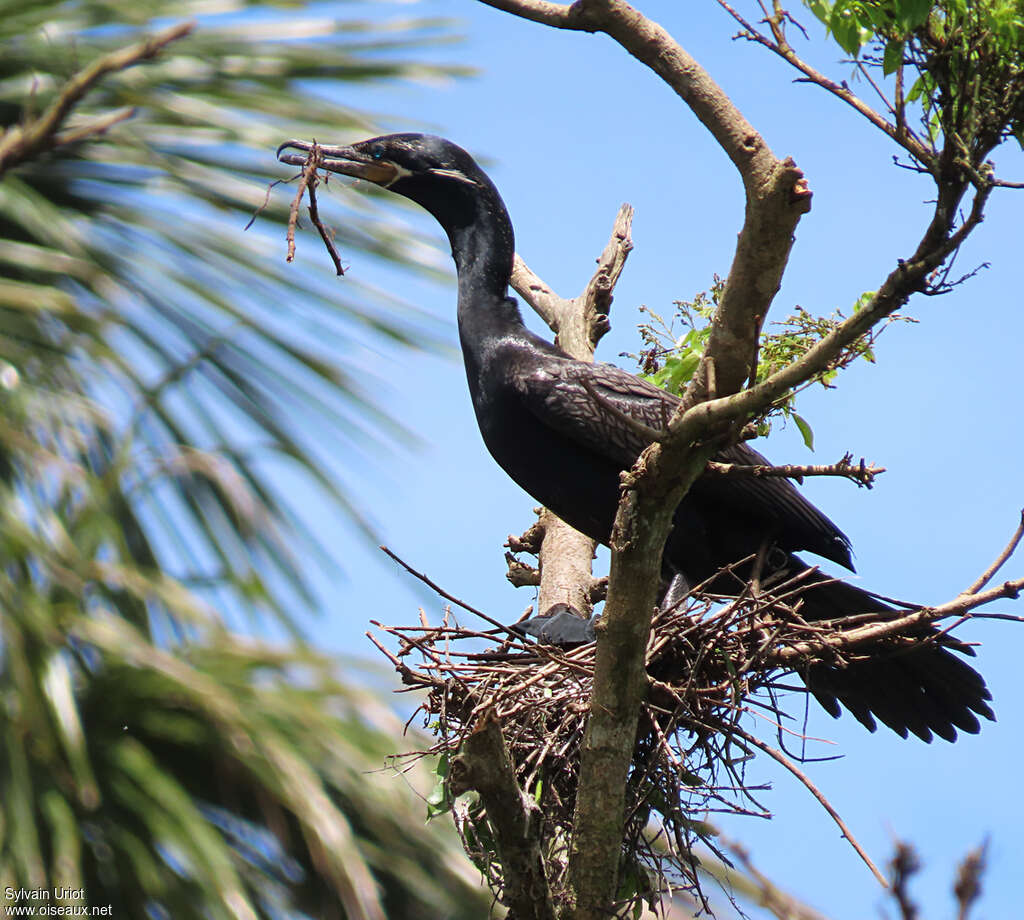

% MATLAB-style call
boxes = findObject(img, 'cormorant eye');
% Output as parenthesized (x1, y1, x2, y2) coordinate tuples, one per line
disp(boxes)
(370, 148, 385, 160)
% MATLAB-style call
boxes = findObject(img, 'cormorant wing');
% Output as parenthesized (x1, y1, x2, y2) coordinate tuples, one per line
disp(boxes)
(696, 440, 855, 569)
(513, 358, 676, 468)
(512, 356, 855, 569)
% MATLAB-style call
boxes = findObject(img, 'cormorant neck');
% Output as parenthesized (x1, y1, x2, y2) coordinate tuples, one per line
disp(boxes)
(449, 210, 524, 339)
(448, 213, 514, 303)
(394, 170, 522, 336)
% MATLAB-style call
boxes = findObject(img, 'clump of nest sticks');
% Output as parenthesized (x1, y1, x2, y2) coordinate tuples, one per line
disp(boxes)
(248, 143, 346, 275)
(367, 549, 954, 909)
(280, 143, 346, 276)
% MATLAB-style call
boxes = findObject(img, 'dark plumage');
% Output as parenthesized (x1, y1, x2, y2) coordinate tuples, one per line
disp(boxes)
(278, 133, 994, 743)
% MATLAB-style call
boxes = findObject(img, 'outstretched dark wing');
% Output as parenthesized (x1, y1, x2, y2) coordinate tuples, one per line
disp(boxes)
(512, 356, 853, 568)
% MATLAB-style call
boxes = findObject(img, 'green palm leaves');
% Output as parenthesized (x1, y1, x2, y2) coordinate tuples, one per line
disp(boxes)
(0, 3, 485, 916)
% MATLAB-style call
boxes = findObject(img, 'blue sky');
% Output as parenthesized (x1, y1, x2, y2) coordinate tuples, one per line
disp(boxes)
(281, 3, 1024, 917)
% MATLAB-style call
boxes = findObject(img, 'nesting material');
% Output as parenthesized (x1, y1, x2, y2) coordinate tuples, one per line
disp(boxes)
(371, 578, 871, 906)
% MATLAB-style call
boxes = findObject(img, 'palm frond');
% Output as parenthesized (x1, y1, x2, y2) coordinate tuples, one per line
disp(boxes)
(0, 0, 462, 627)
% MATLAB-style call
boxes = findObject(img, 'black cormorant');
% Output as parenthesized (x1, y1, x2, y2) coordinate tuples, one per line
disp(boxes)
(278, 133, 993, 743)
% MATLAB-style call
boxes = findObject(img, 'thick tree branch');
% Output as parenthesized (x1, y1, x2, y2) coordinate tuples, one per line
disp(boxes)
(449, 707, 556, 920)
(473, 5, 1009, 918)
(0, 21, 195, 176)
(508, 204, 633, 622)
(477, 5, 811, 916)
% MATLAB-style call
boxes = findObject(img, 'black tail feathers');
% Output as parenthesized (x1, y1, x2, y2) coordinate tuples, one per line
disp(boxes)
(785, 565, 994, 743)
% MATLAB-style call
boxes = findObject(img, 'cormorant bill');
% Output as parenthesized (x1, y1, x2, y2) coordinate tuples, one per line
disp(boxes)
(278, 133, 994, 743)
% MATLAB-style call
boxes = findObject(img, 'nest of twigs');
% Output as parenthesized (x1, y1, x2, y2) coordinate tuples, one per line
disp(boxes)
(370, 563, 873, 909)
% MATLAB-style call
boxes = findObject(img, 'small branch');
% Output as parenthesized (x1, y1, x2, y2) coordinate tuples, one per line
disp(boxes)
(449, 707, 556, 920)
(966, 508, 1024, 594)
(505, 551, 540, 588)
(0, 21, 195, 176)
(716, 0, 934, 168)
(706, 454, 885, 488)
(511, 202, 633, 352)
(507, 518, 546, 555)
(766, 574, 1024, 669)
(379, 545, 519, 637)
(286, 146, 319, 262)
(50, 106, 136, 147)
(305, 172, 345, 275)
(283, 144, 345, 275)
(954, 841, 987, 920)
(730, 724, 888, 888)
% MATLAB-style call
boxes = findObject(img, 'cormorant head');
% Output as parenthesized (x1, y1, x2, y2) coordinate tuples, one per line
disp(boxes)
(277, 133, 494, 218)
(277, 133, 513, 278)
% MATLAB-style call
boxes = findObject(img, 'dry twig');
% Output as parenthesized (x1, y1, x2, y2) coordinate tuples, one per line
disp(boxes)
(284, 143, 346, 275)
(706, 453, 885, 489)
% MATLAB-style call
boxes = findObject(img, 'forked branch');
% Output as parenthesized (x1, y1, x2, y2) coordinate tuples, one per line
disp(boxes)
(0, 21, 195, 176)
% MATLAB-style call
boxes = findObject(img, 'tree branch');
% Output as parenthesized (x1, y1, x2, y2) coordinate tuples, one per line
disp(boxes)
(728, 723, 887, 888)
(0, 21, 195, 176)
(473, 5, 1010, 918)
(508, 204, 633, 622)
(715, 0, 935, 168)
(966, 509, 1024, 594)
(764, 574, 1024, 670)
(449, 707, 556, 920)
(511, 202, 632, 353)
(706, 454, 885, 489)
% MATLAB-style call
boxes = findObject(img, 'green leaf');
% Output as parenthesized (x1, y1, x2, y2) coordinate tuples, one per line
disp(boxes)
(653, 352, 700, 393)
(899, 0, 933, 31)
(906, 75, 926, 103)
(883, 39, 905, 75)
(830, 5, 865, 55)
(793, 412, 816, 451)
(853, 290, 877, 311)
(426, 754, 452, 819)
(806, 0, 833, 26)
